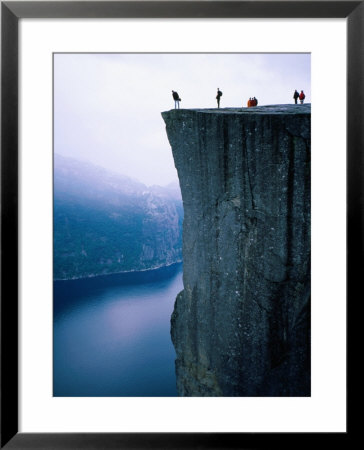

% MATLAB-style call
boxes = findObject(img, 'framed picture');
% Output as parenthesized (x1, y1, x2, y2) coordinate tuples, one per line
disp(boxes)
(1, 1, 358, 448)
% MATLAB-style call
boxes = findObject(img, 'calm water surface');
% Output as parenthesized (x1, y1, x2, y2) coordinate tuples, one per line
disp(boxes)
(54, 263, 182, 396)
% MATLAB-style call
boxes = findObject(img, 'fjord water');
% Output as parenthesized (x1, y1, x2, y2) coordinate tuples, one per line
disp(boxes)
(53, 263, 182, 396)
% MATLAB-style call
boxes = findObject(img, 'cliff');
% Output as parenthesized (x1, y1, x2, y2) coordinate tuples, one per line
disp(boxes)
(162, 105, 311, 396)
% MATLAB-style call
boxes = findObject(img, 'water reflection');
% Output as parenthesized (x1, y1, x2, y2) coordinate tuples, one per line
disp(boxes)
(53, 263, 182, 397)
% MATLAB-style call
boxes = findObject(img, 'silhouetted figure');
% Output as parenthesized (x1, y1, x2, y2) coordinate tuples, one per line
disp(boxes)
(172, 90, 181, 109)
(293, 90, 299, 104)
(216, 88, 223, 108)
(247, 97, 257, 107)
(299, 90, 305, 104)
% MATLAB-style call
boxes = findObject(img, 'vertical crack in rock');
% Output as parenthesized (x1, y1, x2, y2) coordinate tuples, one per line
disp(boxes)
(162, 105, 311, 396)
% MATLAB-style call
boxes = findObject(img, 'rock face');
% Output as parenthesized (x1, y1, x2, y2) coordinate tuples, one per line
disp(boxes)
(162, 105, 311, 396)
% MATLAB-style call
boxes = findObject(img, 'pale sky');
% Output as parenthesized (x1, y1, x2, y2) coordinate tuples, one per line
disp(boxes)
(54, 53, 310, 186)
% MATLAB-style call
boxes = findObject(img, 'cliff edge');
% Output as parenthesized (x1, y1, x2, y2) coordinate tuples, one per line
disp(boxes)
(162, 105, 311, 396)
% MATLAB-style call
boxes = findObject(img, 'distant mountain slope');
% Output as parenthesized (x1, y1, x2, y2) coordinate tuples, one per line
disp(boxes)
(54, 154, 183, 279)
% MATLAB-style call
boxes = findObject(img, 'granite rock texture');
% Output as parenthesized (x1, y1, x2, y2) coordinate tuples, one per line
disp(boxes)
(162, 105, 311, 396)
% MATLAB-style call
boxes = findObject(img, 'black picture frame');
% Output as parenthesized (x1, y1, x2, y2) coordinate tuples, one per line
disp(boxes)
(1, 1, 359, 448)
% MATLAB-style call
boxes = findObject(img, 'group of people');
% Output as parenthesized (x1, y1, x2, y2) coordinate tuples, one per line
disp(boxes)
(247, 97, 258, 107)
(172, 88, 224, 109)
(172, 88, 307, 109)
(293, 90, 306, 104)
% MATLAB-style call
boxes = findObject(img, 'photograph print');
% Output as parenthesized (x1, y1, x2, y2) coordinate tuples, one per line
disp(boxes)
(53, 53, 311, 397)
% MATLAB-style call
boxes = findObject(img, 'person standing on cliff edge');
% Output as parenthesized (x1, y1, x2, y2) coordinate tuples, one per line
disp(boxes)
(216, 88, 223, 108)
(293, 90, 299, 104)
(299, 90, 306, 104)
(172, 90, 181, 109)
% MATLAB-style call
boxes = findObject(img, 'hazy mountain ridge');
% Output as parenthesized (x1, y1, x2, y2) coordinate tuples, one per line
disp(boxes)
(54, 154, 183, 280)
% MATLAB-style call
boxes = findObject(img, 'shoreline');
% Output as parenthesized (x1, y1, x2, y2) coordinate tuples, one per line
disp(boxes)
(54, 260, 183, 282)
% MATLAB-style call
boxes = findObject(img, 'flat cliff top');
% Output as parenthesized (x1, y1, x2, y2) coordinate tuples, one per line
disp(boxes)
(162, 103, 311, 116)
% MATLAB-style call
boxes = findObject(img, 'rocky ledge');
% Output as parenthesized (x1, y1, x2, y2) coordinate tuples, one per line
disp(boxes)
(162, 104, 311, 396)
